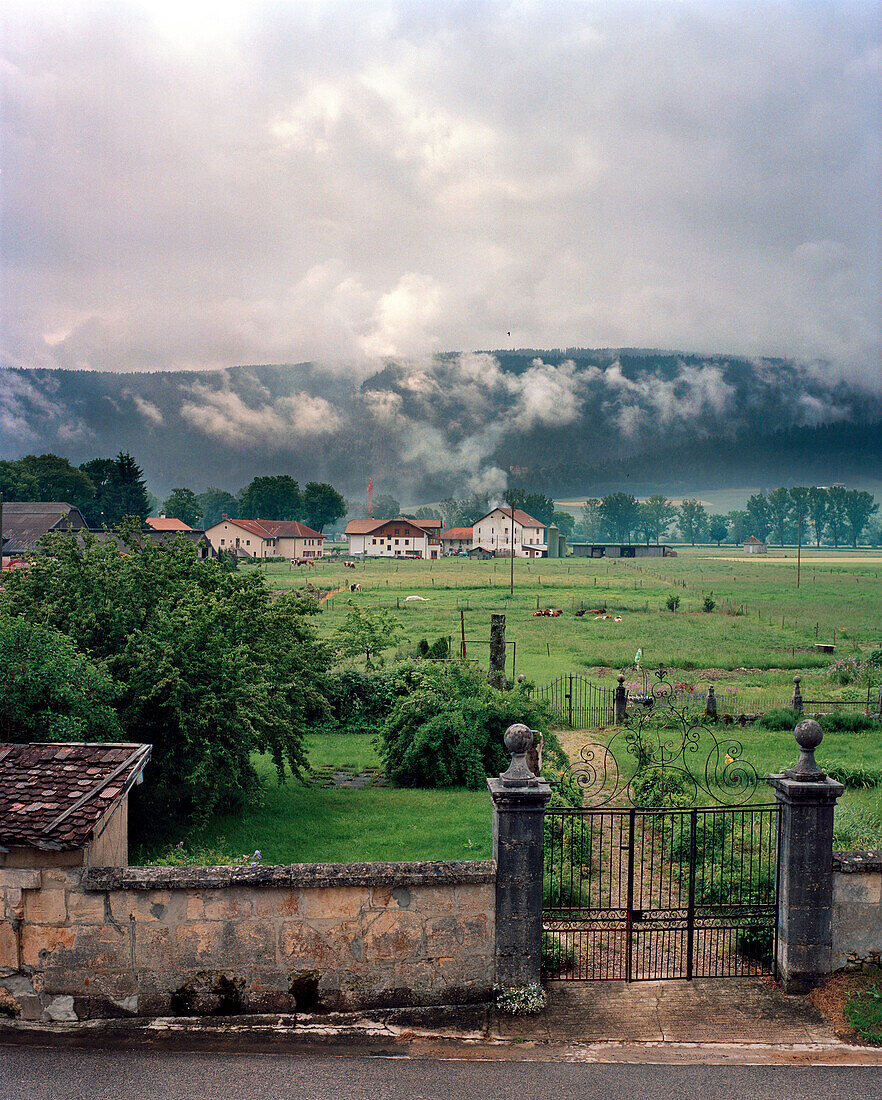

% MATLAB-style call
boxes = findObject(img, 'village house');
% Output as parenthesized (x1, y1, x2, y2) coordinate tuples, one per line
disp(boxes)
(204, 517, 324, 559)
(440, 526, 473, 554)
(146, 516, 193, 531)
(344, 517, 441, 559)
(471, 507, 547, 558)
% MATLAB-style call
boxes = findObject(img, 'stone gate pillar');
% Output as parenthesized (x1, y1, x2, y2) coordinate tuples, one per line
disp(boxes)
(769, 719, 844, 993)
(487, 724, 551, 989)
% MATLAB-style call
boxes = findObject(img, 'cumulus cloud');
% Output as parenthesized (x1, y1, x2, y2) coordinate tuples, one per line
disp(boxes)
(180, 381, 343, 447)
(0, 1, 878, 382)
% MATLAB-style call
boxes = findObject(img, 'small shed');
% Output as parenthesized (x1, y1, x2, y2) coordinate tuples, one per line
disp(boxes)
(0, 743, 151, 870)
(467, 545, 494, 560)
(743, 536, 767, 555)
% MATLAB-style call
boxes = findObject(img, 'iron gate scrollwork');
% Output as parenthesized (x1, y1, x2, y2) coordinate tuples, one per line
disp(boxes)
(542, 667, 779, 982)
(531, 674, 616, 729)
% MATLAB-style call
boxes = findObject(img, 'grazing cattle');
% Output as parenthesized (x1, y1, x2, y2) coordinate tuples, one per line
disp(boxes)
(355, 584, 362, 592)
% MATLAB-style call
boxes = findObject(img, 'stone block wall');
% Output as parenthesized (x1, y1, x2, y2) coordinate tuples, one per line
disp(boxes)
(832, 851, 882, 972)
(0, 861, 494, 1021)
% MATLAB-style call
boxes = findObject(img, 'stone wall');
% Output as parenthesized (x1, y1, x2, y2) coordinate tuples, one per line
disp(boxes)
(0, 861, 495, 1021)
(832, 851, 882, 972)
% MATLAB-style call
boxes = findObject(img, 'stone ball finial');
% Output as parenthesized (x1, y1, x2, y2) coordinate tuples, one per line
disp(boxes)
(504, 723, 534, 755)
(517, 674, 526, 684)
(794, 718, 822, 751)
(793, 674, 801, 684)
(617, 673, 625, 684)
(784, 718, 825, 781)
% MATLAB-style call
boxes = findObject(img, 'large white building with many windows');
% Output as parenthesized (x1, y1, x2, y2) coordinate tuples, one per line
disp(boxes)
(471, 508, 547, 558)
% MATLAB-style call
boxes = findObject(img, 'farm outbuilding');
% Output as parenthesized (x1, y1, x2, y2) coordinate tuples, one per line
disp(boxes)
(570, 544, 675, 558)
(743, 536, 767, 554)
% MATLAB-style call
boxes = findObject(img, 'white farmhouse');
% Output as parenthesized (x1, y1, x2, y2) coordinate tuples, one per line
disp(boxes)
(471, 508, 547, 558)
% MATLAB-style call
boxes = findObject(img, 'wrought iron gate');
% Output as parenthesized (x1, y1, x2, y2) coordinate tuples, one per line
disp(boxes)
(532, 674, 616, 728)
(542, 666, 779, 981)
(542, 804, 779, 981)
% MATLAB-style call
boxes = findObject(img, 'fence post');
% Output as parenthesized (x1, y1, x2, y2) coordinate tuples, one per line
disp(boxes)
(769, 719, 844, 993)
(487, 724, 552, 990)
(705, 684, 717, 722)
(791, 675, 803, 716)
(614, 673, 627, 724)
(489, 614, 506, 688)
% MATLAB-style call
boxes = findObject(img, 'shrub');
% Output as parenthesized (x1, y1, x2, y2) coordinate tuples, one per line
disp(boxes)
(735, 924, 775, 966)
(817, 711, 878, 734)
(319, 667, 412, 732)
(751, 708, 800, 730)
(495, 984, 547, 1015)
(703, 596, 716, 613)
(826, 654, 874, 686)
(666, 595, 680, 612)
(844, 985, 882, 1045)
(378, 661, 558, 789)
(0, 613, 123, 743)
(823, 760, 882, 789)
(631, 766, 693, 808)
(541, 931, 576, 978)
(833, 805, 882, 850)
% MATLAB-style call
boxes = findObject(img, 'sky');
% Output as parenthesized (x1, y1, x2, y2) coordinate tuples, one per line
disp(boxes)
(1, 0, 880, 382)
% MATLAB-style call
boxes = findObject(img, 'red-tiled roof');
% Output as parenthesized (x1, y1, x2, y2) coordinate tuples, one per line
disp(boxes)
(219, 518, 322, 539)
(345, 519, 383, 534)
(0, 743, 151, 851)
(146, 517, 193, 531)
(441, 527, 473, 539)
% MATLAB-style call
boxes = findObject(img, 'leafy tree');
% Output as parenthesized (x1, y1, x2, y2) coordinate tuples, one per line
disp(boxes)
(239, 475, 301, 520)
(302, 481, 346, 532)
(0, 524, 330, 837)
(197, 487, 239, 527)
(580, 498, 604, 540)
(438, 496, 491, 528)
(162, 487, 203, 527)
(414, 506, 442, 523)
(843, 489, 878, 548)
(677, 500, 708, 546)
(18, 453, 96, 510)
(708, 515, 728, 546)
(726, 510, 750, 544)
(0, 613, 123, 743)
(788, 486, 811, 539)
(807, 486, 829, 547)
(745, 493, 771, 542)
(505, 488, 556, 527)
(826, 486, 848, 548)
(332, 602, 400, 669)
(371, 493, 402, 520)
(81, 453, 150, 525)
(0, 460, 40, 500)
(643, 494, 677, 544)
(550, 510, 575, 538)
(599, 492, 640, 542)
(766, 487, 793, 546)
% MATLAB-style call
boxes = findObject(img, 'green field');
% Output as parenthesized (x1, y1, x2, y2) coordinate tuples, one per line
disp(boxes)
(251, 548, 882, 693)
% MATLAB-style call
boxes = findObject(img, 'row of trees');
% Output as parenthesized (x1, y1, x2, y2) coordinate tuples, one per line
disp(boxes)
(167, 477, 346, 532)
(0, 453, 348, 534)
(577, 487, 880, 548)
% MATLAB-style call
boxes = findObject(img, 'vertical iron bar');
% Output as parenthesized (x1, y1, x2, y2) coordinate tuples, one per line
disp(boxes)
(568, 674, 573, 727)
(626, 808, 636, 982)
(686, 808, 697, 980)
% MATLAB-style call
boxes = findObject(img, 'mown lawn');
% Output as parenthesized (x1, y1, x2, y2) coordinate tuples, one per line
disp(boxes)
(154, 736, 491, 865)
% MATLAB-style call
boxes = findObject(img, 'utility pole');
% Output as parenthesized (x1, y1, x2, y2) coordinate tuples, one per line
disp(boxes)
(510, 507, 515, 596)
(797, 510, 802, 589)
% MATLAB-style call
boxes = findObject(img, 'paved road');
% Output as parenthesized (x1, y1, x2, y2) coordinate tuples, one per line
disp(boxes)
(1, 1047, 880, 1100)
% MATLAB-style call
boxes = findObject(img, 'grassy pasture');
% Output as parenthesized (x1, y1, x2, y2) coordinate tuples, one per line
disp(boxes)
(250, 548, 882, 692)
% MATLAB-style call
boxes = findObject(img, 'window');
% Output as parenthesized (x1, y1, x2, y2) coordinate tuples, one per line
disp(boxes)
(404, 539, 409, 545)
(395, 539, 399, 545)
(372, 538, 377, 545)
(246, 540, 251, 546)
(220, 538, 225, 545)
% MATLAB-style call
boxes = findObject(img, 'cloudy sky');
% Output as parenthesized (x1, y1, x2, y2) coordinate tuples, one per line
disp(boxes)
(2, 0, 880, 379)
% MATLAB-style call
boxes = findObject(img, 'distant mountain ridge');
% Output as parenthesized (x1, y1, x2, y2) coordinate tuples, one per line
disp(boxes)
(1, 350, 880, 500)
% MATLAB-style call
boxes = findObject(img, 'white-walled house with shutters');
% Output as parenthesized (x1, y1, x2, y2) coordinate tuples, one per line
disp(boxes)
(471, 508, 547, 558)
(345, 517, 441, 559)
(205, 517, 324, 559)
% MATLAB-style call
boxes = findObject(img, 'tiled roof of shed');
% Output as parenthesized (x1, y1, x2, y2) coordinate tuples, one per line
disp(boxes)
(0, 742, 151, 851)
